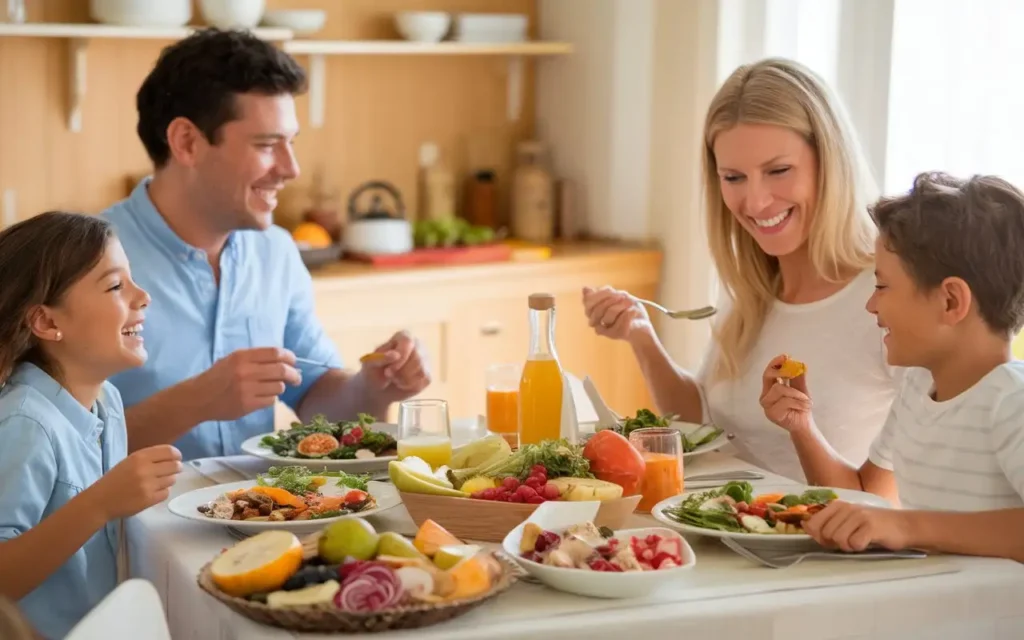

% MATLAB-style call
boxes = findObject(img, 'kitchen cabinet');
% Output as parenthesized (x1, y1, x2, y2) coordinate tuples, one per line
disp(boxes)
(275, 242, 662, 428)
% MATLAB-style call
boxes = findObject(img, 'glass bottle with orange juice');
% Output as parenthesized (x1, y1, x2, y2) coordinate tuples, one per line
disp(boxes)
(518, 293, 564, 446)
(486, 363, 521, 448)
(627, 427, 684, 513)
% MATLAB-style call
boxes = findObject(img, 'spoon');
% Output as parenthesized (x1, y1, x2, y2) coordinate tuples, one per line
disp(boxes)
(634, 298, 717, 320)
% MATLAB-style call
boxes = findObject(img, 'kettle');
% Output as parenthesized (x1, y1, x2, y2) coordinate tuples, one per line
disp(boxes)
(343, 181, 414, 255)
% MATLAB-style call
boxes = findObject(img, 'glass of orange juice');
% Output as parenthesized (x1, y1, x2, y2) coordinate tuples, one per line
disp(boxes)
(397, 399, 452, 470)
(627, 427, 684, 513)
(486, 363, 521, 448)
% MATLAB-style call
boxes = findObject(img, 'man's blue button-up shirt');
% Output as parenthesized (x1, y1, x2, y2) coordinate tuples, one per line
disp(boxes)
(101, 178, 342, 460)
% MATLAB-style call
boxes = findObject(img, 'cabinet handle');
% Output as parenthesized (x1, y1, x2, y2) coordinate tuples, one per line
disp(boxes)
(480, 321, 502, 336)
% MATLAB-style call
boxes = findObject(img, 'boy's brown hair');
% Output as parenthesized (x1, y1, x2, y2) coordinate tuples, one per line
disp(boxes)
(870, 171, 1024, 336)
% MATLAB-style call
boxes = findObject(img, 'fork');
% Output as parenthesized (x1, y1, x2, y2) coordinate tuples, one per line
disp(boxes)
(634, 298, 717, 320)
(721, 537, 927, 569)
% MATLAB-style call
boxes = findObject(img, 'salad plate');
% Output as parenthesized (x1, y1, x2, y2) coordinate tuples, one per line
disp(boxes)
(652, 481, 892, 552)
(168, 467, 400, 536)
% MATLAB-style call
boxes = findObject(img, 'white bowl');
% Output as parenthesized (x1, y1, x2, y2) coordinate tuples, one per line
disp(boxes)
(454, 13, 528, 43)
(89, 0, 192, 27)
(502, 523, 696, 599)
(395, 11, 452, 43)
(261, 9, 326, 35)
(199, 0, 265, 29)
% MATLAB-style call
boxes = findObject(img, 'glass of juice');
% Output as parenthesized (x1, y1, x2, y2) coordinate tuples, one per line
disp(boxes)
(627, 427, 684, 513)
(397, 399, 452, 470)
(486, 363, 521, 448)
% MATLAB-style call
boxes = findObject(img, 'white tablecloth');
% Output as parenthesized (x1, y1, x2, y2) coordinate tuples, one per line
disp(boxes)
(128, 451, 1024, 640)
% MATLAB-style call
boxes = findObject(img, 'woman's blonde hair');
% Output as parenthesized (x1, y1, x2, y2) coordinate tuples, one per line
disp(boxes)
(703, 57, 878, 380)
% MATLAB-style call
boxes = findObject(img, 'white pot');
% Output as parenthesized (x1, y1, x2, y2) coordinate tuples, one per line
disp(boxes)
(90, 0, 192, 27)
(199, 0, 265, 29)
(344, 219, 413, 256)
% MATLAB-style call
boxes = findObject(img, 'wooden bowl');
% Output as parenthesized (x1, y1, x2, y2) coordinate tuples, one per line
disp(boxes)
(399, 493, 642, 543)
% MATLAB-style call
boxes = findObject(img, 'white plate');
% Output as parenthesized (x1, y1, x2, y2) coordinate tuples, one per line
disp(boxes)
(677, 423, 730, 459)
(167, 479, 400, 536)
(582, 422, 729, 458)
(242, 418, 490, 473)
(651, 483, 893, 552)
(502, 522, 696, 599)
(241, 423, 398, 473)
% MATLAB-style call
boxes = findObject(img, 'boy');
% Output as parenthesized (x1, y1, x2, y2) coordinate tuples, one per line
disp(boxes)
(760, 171, 1024, 561)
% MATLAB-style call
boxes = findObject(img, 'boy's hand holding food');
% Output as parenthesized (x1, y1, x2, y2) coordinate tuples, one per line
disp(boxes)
(90, 445, 183, 520)
(760, 354, 814, 434)
(803, 500, 910, 553)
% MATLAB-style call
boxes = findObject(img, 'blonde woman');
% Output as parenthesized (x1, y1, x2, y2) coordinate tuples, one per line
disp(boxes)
(583, 58, 898, 480)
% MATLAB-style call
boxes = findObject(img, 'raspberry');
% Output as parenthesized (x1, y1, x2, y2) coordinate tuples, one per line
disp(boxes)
(349, 427, 364, 440)
(515, 485, 538, 500)
(531, 465, 547, 475)
(526, 495, 545, 504)
(645, 534, 662, 546)
(521, 550, 543, 563)
(534, 531, 560, 553)
(502, 477, 520, 491)
(541, 484, 561, 500)
(509, 494, 523, 503)
(525, 476, 544, 489)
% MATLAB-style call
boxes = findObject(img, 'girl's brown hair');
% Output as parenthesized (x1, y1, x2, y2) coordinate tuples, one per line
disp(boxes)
(0, 212, 115, 385)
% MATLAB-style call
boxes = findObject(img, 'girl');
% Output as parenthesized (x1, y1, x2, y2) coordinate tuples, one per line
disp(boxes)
(0, 212, 182, 640)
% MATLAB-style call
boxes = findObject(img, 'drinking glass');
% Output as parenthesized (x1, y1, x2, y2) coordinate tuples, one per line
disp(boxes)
(397, 399, 452, 470)
(627, 427, 684, 513)
(485, 363, 521, 448)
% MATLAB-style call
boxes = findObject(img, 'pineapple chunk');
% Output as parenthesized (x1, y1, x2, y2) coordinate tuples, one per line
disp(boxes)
(777, 357, 806, 379)
(548, 477, 624, 501)
(520, 522, 544, 554)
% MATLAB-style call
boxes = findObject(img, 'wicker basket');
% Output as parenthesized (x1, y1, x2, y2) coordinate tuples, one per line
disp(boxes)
(197, 552, 522, 634)
(400, 492, 643, 542)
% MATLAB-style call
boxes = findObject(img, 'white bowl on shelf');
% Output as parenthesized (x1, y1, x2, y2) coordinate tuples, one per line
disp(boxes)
(395, 11, 452, 43)
(261, 9, 326, 35)
(89, 0, 192, 27)
(454, 13, 528, 43)
(199, 0, 265, 30)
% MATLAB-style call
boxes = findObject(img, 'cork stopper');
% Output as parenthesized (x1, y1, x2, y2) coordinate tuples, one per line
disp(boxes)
(528, 293, 555, 310)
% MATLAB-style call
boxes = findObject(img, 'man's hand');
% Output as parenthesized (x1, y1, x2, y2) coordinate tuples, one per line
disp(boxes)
(358, 331, 431, 401)
(760, 354, 814, 434)
(803, 500, 911, 552)
(198, 347, 301, 420)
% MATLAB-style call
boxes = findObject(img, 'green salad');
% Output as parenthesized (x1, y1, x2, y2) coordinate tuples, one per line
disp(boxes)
(259, 413, 397, 460)
(661, 481, 839, 535)
(601, 408, 724, 453)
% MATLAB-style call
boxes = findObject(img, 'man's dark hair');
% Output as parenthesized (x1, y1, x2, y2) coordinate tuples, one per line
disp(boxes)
(136, 28, 307, 167)
(871, 171, 1024, 336)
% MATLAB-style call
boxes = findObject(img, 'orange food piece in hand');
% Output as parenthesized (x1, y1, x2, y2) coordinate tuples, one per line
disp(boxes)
(359, 352, 388, 364)
(777, 357, 806, 379)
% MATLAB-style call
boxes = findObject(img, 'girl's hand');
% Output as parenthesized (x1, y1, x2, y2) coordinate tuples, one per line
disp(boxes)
(760, 354, 814, 434)
(89, 445, 182, 520)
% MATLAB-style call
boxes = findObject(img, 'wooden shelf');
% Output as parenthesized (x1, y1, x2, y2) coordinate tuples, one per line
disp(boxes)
(0, 25, 572, 132)
(281, 40, 573, 56)
(0, 23, 292, 40)
(0, 23, 293, 133)
(283, 40, 573, 128)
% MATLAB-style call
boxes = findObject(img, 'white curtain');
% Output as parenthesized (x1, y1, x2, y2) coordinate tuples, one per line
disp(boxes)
(884, 0, 1024, 192)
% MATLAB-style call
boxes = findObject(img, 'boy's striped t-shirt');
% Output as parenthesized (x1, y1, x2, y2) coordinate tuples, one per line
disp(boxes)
(868, 361, 1024, 511)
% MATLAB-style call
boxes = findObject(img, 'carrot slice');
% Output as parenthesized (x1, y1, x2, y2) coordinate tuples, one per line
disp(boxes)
(247, 486, 308, 511)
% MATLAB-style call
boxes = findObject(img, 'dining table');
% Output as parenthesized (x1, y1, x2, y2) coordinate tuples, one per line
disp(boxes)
(127, 445, 1024, 640)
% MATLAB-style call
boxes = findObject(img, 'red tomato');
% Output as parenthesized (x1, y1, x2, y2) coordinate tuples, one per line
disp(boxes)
(747, 504, 768, 519)
(344, 489, 369, 504)
(582, 430, 647, 496)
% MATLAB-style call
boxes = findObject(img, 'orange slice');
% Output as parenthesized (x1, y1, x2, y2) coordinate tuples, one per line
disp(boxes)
(210, 530, 304, 597)
(412, 519, 462, 557)
(777, 357, 806, 379)
(446, 553, 497, 600)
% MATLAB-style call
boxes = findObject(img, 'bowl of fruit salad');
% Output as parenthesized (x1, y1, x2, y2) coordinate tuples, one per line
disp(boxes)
(501, 502, 696, 599)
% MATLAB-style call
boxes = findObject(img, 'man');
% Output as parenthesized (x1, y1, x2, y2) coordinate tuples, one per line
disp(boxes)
(101, 29, 430, 460)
